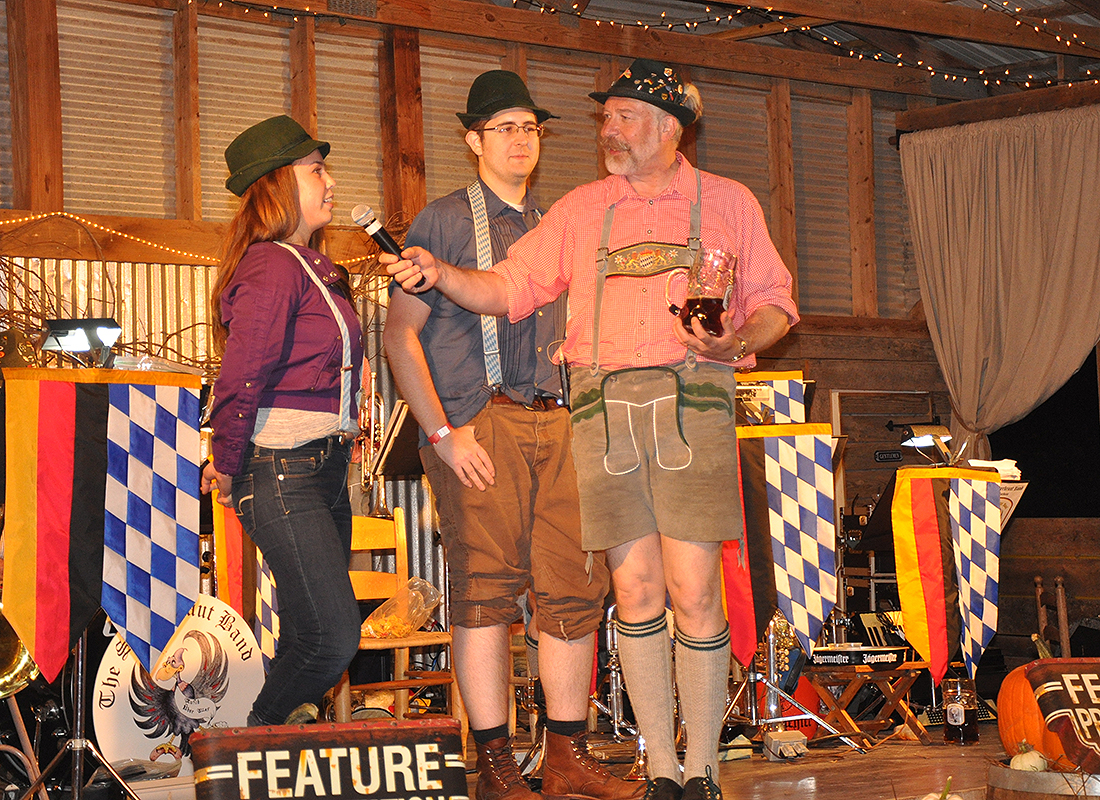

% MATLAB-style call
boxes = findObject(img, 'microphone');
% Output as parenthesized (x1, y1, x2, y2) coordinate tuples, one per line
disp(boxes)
(351, 204, 425, 289)
(351, 204, 402, 256)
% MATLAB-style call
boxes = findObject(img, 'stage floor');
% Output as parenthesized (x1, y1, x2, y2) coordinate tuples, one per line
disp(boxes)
(712, 723, 1003, 800)
(470, 721, 1006, 800)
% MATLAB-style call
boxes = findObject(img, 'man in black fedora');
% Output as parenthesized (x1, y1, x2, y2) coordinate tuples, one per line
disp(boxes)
(384, 70, 643, 800)
(386, 58, 800, 800)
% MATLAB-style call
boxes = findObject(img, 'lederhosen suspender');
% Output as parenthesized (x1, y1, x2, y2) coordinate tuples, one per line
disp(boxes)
(590, 167, 703, 376)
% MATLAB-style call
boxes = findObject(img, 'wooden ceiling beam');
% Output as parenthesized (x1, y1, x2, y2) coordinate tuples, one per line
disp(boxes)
(896, 77, 1100, 131)
(743, 0, 1100, 56)
(711, 16, 834, 41)
(350, 0, 956, 97)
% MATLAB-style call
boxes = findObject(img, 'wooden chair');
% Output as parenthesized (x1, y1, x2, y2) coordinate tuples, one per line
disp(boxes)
(332, 508, 467, 750)
(1035, 575, 1071, 657)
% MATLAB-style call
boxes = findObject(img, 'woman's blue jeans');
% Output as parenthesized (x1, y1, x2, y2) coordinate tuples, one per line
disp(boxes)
(232, 435, 361, 725)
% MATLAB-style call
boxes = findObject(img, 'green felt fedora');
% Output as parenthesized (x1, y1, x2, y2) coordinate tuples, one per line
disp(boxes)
(456, 70, 557, 129)
(225, 115, 330, 197)
(589, 58, 698, 126)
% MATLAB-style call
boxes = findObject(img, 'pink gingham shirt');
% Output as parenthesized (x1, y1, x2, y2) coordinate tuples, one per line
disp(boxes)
(493, 153, 799, 370)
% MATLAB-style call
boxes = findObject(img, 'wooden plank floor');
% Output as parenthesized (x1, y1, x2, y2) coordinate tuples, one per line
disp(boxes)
(470, 722, 1006, 800)
(712, 724, 1003, 800)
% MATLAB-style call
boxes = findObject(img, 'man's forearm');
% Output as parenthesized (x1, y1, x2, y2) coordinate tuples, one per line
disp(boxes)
(738, 304, 792, 355)
(436, 262, 510, 316)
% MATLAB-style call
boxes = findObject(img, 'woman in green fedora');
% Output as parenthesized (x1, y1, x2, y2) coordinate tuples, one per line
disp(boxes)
(202, 115, 363, 726)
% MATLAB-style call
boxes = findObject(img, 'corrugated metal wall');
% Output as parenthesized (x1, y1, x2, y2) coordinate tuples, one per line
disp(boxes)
(198, 17, 291, 223)
(693, 77, 772, 228)
(874, 107, 920, 318)
(419, 38, 501, 204)
(3, 256, 215, 366)
(316, 28, 385, 222)
(526, 55, 602, 206)
(56, 0, 176, 217)
(792, 95, 852, 315)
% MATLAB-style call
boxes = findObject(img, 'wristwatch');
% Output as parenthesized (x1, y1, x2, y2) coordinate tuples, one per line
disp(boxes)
(733, 337, 748, 361)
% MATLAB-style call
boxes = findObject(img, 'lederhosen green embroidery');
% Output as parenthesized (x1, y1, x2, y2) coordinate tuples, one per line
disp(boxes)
(575, 167, 740, 475)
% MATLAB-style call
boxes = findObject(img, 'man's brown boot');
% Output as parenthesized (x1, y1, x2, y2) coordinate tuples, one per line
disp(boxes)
(541, 730, 647, 800)
(474, 737, 540, 800)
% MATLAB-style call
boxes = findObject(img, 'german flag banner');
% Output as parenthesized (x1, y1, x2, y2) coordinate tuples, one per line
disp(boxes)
(723, 424, 836, 664)
(891, 465, 1000, 684)
(3, 368, 201, 681)
(211, 490, 246, 616)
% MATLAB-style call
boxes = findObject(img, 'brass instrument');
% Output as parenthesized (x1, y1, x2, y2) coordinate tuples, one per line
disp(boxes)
(359, 370, 391, 518)
(0, 605, 50, 800)
(0, 606, 38, 700)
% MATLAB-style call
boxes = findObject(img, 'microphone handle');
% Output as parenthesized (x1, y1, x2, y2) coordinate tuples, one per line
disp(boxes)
(364, 218, 426, 288)
(363, 218, 402, 257)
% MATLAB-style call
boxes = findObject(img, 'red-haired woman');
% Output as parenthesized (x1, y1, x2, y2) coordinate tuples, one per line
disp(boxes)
(201, 116, 362, 726)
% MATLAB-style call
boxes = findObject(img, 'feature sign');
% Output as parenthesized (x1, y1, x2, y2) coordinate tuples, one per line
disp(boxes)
(191, 720, 466, 800)
(1029, 658, 1100, 773)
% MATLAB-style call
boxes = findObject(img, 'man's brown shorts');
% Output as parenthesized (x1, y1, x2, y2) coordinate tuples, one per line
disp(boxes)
(421, 401, 609, 641)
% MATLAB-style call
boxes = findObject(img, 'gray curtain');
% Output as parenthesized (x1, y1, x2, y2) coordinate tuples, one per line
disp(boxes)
(899, 104, 1100, 461)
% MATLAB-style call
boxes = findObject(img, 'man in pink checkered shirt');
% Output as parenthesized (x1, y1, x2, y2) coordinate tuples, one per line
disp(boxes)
(386, 58, 799, 800)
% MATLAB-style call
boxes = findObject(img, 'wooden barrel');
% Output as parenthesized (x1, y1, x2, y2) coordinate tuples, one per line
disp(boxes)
(987, 763, 1100, 798)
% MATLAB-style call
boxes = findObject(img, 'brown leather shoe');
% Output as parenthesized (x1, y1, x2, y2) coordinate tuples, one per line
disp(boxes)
(542, 730, 647, 800)
(475, 737, 539, 800)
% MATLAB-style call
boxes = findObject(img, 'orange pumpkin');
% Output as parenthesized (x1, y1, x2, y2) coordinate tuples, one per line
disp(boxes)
(997, 663, 1070, 770)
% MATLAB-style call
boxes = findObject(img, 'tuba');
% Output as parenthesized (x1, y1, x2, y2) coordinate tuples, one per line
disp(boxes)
(0, 605, 38, 699)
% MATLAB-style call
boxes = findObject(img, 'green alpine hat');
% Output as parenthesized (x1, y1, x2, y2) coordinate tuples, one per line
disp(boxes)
(589, 59, 698, 127)
(224, 115, 330, 197)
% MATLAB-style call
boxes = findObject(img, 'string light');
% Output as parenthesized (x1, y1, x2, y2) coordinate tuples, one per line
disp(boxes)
(0, 212, 218, 263)
(202, 0, 1100, 91)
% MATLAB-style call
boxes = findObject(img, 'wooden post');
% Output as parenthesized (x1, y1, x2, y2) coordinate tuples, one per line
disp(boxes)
(848, 88, 877, 317)
(7, 0, 64, 211)
(173, 0, 201, 220)
(379, 26, 426, 223)
(766, 78, 798, 301)
(290, 16, 318, 136)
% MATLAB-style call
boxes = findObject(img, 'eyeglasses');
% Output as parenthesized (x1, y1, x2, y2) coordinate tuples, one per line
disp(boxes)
(476, 123, 545, 138)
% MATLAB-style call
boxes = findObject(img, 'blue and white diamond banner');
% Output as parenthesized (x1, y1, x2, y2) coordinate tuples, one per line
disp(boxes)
(736, 371, 807, 425)
(757, 424, 836, 655)
(950, 476, 1001, 679)
(103, 381, 201, 672)
(255, 551, 280, 672)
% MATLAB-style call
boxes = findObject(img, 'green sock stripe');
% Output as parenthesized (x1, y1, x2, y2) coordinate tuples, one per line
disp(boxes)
(617, 612, 669, 639)
(674, 623, 731, 651)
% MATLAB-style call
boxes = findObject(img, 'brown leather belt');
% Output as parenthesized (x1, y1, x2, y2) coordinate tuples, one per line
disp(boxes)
(489, 393, 563, 412)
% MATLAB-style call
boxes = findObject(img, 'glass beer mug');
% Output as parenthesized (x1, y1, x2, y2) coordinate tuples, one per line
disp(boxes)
(942, 677, 979, 744)
(666, 249, 736, 338)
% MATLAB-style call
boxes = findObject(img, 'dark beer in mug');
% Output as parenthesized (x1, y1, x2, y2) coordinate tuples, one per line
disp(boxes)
(679, 296, 725, 337)
(943, 704, 979, 744)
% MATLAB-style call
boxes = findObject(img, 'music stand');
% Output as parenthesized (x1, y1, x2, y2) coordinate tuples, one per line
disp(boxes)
(370, 400, 424, 479)
(17, 633, 142, 800)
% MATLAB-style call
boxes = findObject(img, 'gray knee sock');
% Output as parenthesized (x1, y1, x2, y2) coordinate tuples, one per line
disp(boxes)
(616, 613, 680, 782)
(674, 624, 730, 780)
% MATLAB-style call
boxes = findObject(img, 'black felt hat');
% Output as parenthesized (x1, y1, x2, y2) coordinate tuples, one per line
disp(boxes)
(589, 58, 697, 126)
(225, 115, 330, 197)
(456, 70, 558, 129)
